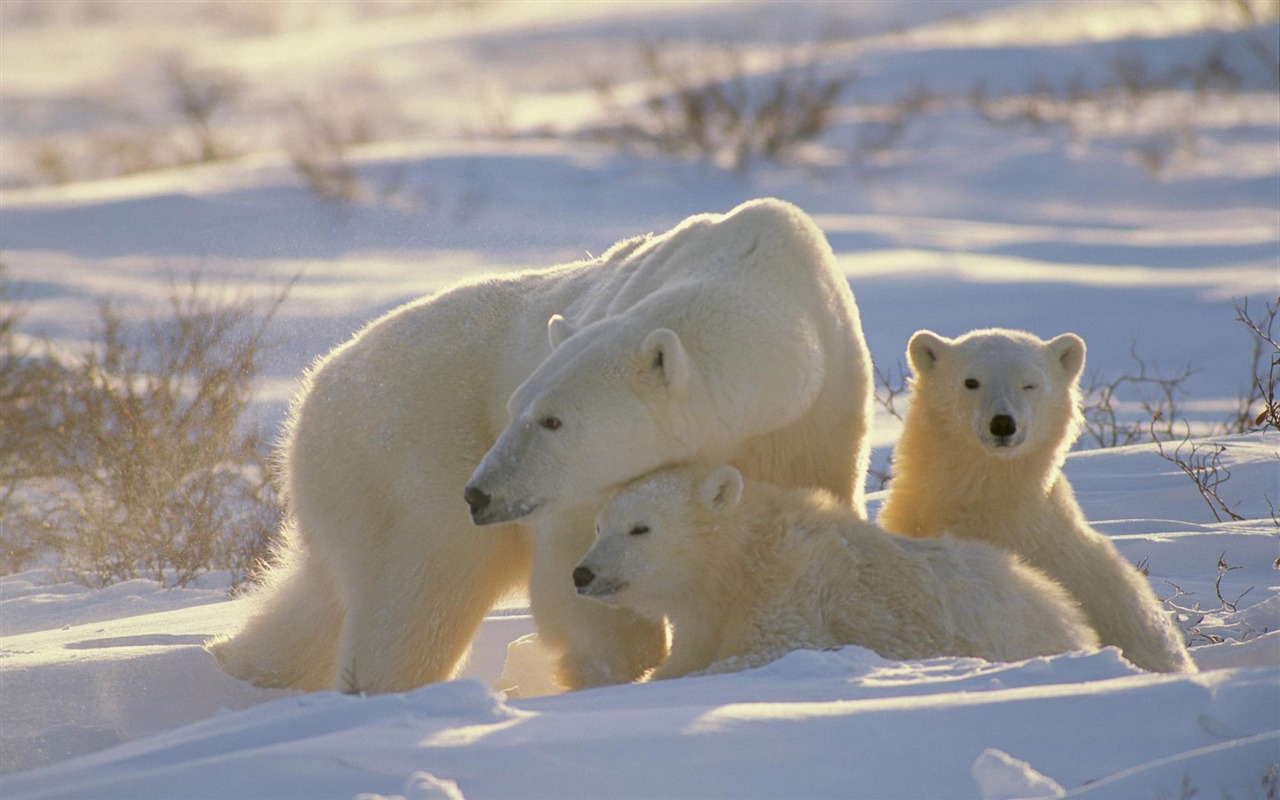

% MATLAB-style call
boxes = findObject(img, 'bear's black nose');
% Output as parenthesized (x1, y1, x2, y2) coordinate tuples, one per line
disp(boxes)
(463, 485, 490, 516)
(990, 414, 1017, 437)
(573, 566, 595, 589)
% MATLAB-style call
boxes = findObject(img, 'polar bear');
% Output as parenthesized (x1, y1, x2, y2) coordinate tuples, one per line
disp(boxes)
(210, 198, 874, 693)
(574, 463, 1098, 679)
(878, 328, 1195, 673)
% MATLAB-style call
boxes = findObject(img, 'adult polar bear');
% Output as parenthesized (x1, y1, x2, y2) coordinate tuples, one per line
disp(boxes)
(211, 198, 874, 693)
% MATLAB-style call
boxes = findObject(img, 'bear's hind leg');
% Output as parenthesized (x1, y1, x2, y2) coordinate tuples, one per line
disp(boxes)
(208, 524, 343, 691)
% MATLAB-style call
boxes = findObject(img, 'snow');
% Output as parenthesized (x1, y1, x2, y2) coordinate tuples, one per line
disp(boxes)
(971, 748, 1066, 800)
(1, 1, 1277, 797)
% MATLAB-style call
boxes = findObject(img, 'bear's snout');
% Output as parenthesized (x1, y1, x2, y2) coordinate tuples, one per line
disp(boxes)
(463, 485, 491, 516)
(989, 414, 1017, 438)
(573, 566, 595, 589)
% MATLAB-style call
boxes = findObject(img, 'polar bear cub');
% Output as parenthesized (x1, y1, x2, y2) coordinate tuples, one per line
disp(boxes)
(878, 328, 1195, 673)
(575, 463, 1098, 679)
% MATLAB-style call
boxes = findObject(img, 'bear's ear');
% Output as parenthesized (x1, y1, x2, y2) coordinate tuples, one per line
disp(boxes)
(907, 330, 949, 374)
(639, 328, 689, 394)
(698, 465, 743, 512)
(547, 314, 575, 350)
(1047, 333, 1086, 381)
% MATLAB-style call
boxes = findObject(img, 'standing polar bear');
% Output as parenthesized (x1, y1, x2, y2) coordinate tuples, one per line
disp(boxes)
(210, 198, 874, 693)
(878, 328, 1195, 673)
(574, 463, 1099, 679)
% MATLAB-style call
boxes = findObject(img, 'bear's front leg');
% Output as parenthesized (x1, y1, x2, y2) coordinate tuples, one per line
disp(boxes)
(331, 509, 531, 694)
(529, 503, 668, 690)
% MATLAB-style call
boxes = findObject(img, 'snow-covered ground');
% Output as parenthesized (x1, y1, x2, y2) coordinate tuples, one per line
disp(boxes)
(1, 1, 1277, 798)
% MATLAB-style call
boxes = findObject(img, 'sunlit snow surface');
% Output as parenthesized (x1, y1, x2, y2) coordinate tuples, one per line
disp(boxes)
(1, 1, 1277, 797)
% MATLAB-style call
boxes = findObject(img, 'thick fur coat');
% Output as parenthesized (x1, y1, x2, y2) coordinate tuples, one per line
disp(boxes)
(576, 464, 1099, 679)
(210, 199, 874, 692)
(878, 328, 1195, 673)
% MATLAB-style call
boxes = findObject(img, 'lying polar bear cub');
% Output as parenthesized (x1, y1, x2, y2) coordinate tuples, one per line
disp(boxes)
(574, 463, 1099, 679)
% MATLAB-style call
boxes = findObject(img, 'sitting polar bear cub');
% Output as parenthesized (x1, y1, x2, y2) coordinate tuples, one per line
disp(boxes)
(575, 463, 1098, 679)
(878, 328, 1195, 673)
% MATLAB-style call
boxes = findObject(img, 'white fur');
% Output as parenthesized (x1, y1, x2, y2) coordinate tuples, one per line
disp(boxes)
(577, 464, 1098, 680)
(209, 198, 874, 693)
(879, 327, 1196, 673)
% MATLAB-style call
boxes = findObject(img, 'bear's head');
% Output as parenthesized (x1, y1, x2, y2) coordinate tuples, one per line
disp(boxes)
(573, 463, 744, 613)
(905, 328, 1086, 459)
(465, 316, 717, 526)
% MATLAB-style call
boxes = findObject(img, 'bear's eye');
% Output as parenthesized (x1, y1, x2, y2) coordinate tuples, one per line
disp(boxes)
(1023, 384, 1038, 391)
(539, 415, 562, 431)
(629, 524, 650, 536)
(964, 378, 980, 390)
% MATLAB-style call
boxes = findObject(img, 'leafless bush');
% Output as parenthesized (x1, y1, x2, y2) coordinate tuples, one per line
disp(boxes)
(284, 98, 368, 203)
(592, 41, 854, 172)
(0, 269, 289, 588)
(25, 54, 242, 186)
(853, 82, 936, 161)
(1080, 299, 1280, 523)
(865, 361, 910, 491)
(29, 116, 180, 186)
(873, 361, 908, 423)
(969, 38, 1276, 177)
(161, 53, 243, 163)
(1228, 296, 1280, 432)
(0, 265, 72, 570)
(1081, 299, 1278, 450)
(1162, 551, 1263, 650)
(1079, 345, 1196, 449)
(1153, 422, 1246, 523)
(283, 78, 421, 206)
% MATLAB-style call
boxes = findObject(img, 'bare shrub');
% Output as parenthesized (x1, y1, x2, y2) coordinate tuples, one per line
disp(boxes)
(0, 269, 290, 588)
(0, 265, 72, 570)
(284, 96, 378, 203)
(161, 53, 243, 163)
(592, 41, 854, 172)
(23, 54, 241, 186)
(1078, 299, 1280, 524)
(1079, 345, 1196, 449)
(866, 361, 910, 491)
(853, 82, 936, 161)
(1153, 422, 1246, 523)
(1229, 295, 1280, 432)
(968, 38, 1275, 177)
(872, 361, 908, 423)
(281, 69, 414, 204)
(1081, 299, 1278, 449)
(1163, 550, 1264, 649)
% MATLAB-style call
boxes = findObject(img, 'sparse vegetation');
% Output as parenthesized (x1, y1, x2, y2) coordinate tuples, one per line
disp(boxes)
(15, 0, 1275, 195)
(590, 41, 854, 172)
(161, 53, 243, 164)
(969, 35, 1279, 178)
(1077, 299, 1278, 524)
(0, 267, 289, 588)
(1231, 296, 1280, 432)
(868, 361, 910, 490)
(284, 98, 369, 203)
(1080, 346, 1197, 449)
(282, 72, 412, 204)
(1162, 549, 1267, 649)
(1153, 426, 1246, 523)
